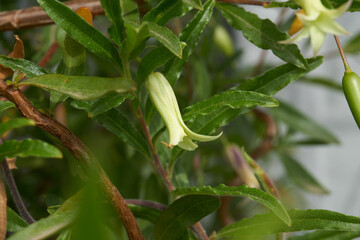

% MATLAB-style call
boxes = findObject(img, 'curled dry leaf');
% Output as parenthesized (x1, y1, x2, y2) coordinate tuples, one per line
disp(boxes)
(6, 158, 17, 170)
(0, 35, 24, 80)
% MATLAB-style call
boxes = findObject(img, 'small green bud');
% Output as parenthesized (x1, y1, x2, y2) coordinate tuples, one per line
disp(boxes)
(342, 71, 360, 128)
(213, 26, 235, 57)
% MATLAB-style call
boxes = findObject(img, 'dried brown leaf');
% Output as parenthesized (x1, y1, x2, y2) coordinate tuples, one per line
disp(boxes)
(6, 158, 17, 170)
(0, 35, 25, 80)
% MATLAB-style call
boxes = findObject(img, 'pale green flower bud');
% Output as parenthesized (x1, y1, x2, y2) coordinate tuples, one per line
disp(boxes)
(213, 25, 235, 57)
(280, 0, 351, 55)
(146, 72, 222, 151)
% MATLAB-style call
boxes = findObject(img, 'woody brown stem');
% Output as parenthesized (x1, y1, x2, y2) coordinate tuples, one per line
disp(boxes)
(0, 81, 144, 240)
(0, 0, 104, 31)
(250, 108, 276, 159)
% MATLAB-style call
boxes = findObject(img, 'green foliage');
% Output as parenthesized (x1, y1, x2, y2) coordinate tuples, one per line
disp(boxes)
(18, 74, 133, 100)
(173, 184, 290, 226)
(154, 195, 220, 240)
(216, 209, 360, 239)
(0, 139, 62, 160)
(0, 0, 359, 239)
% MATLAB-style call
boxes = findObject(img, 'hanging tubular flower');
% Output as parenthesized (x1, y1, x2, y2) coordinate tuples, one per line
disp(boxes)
(280, 0, 352, 55)
(146, 72, 222, 151)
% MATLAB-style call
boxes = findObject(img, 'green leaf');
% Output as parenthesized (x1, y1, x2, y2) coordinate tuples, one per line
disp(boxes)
(121, 0, 139, 22)
(122, 21, 149, 60)
(170, 108, 246, 166)
(344, 32, 360, 53)
(7, 194, 79, 240)
(165, 0, 215, 85)
(279, 154, 329, 194)
(94, 109, 151, 157)
(6, 207, 28, 232)
(216, 209, 360, 239)
(216, 2, 307, 68)
(182, 90, 279, 121)
(0, 139, 62, 160)
(70, 93, 132, 117)
(154, 195, 220, 240)
(182, 0, 203, 10)
(56, 229, 72, 240)
(137, 47, 174, 87)
(0, 118, 35, 136)
(18, 74, 133, 101)
(0, 56, 47, 78)
(173, 184, 291, 226)
(142, 0, 192, 26)
(0, 101, 15, 113)
(272, 101, 339, 144)
(235, 56, 323, 95)
(288, 230, 360, 240)
(146, 21, 184, 59)
(37, 0, 122, 68)
(299, 77, 342, 91)
(100, 0, 125, 46)
(128, 204, 163, 223)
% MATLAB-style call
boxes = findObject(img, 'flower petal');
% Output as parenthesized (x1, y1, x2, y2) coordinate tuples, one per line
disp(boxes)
(279, 27, 310, 44)
(178, 137, 198, 151)
(309, 26, 326, 55)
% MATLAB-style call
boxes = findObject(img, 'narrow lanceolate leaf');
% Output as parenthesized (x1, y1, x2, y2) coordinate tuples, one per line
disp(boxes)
(0, 101, 15, 113)
(236, 56, 323, 96)
(154, 195, 220, 240)
(173, 184, 291, 226)
(288, 229, 360, 240)
(128, 204, 163, 223)
(142, 0, 192, 26)
(182, 0, 203, 10)
(100, 0, 125, 46)
(7, 194, 79, 240)
(0, 118, 35, 136)
(137, 47, 174, 87)
(94, 109, 151, 157)
(216, 2, 308, 68)
(0, 139, 62, 160)
(146, 22, 183, 59)
(344, 32, 360, 53)
(165, 0, 215, 85)
(279, 154, 329, 195)
(216, 209, 360, 239)
(6, 207, 28, 232)
(0, 56, 47, 78)
(37, 0, 122, 67)
(122, 21, 148, 60)
(70, 93, 132, 117)
(272, 101, 339, 144)
(182, 90, 278, 121)
(18, 74, 133, 101)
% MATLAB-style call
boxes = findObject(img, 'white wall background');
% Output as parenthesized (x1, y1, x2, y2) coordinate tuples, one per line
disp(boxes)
(237, 5, 360, 215)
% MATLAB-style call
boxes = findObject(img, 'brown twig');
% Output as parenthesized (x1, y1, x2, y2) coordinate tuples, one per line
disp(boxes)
(0, 81, 144, 240)
(250, 108, 276, 159)
(137, 109, 210, 239)
(137, 108, 175, 192)
(1, 158, 35, 224)
(37, 41, 58, 68)
(0, 0, 104, 31)
(0, 172, 6, 240)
